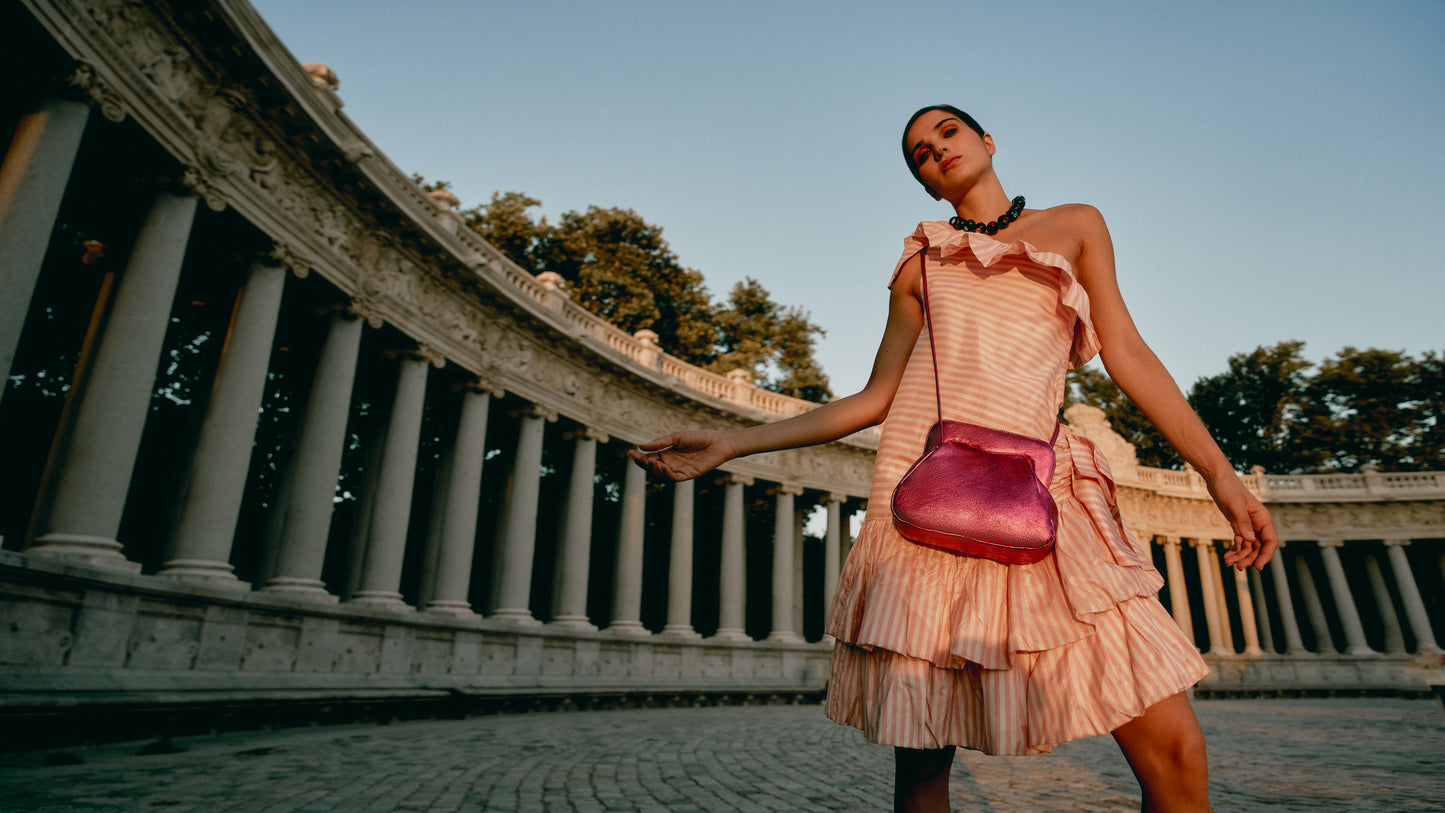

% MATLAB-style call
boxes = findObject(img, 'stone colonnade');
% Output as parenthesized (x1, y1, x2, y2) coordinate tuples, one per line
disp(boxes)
(1153, 534, 1442, 659)
(1, 94, 863, 639)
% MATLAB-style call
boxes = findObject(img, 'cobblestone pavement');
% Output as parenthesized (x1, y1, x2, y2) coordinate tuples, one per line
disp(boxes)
(2, 698, 1441, 812)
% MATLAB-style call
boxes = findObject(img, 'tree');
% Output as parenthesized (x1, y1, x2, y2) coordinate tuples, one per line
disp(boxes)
(710, 278, 831, 402)
(1187, 341, 1317, 473)
(1064, 367, 1182, 469)
(1297, 347, 1444, 472)
(459, 188, 832, 401)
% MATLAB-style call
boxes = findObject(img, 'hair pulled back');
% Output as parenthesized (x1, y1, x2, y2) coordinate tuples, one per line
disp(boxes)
(901, 105, 985, 191)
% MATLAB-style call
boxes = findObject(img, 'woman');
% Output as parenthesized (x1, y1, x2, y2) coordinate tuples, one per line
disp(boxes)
(630, 105, 1278, 813)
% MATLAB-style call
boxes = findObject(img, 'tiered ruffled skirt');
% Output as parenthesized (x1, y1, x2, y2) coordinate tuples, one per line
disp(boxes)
(824, 429, 1209, 756)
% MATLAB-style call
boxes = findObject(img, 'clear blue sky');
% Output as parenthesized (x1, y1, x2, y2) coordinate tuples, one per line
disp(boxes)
(251, 0, 1444, 398)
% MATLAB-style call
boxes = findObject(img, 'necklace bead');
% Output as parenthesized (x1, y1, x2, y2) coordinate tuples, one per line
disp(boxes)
(950, 195, 1025, 234)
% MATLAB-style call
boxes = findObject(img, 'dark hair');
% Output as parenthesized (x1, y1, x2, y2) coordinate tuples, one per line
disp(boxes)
(901, 105, 986, 191)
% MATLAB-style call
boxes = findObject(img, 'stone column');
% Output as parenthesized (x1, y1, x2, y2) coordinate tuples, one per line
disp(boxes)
(0, 95, 90, 387)
(1207, 545, 1235, 653)
(1269, 545, 1309, 654)
(491, 404, 555, 624)
(424, 383, 497, 617)
(28, 191, 198, 569)
(1317, 539, 1375, 655)
(1160, 536, 1194, 644)
(159, 261, 286, 585)
(1385, 540, 1442, 653)
(608, 454, 648, 635)
(1363, 552, 1406, 654)
(713, 473, 752, 641)
(261, 306, 364, 600)
(1233, 567, 1264, 656)
(767, 484, 805, 643)
(1248, 569, 1275, 654)
(349, 349, 436, 609)
(550, 427, 605, 630)
(1294, 553, 1335, 653)
(792, 504, 806, 637)
(661, 480, 699, 638)
(1191, 539, 1223, 655)
(823, 494, 846, 623)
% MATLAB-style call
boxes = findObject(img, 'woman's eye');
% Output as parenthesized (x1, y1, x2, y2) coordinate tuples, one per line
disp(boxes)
(915, 149, 931, 165)
(943, 127, 957, 138)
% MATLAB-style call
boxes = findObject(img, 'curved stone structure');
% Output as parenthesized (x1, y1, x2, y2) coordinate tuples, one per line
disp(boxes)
(1, 0, 1441, 732)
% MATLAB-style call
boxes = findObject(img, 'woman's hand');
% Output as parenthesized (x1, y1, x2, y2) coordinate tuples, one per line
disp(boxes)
(627, 430, 738, 482)
(1205, 471, 1279, 571)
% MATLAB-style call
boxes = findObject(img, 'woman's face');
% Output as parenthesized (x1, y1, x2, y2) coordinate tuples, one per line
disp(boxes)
(905, 109, 995, 201)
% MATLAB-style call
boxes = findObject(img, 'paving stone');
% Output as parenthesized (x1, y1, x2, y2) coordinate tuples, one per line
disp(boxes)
(1, 698, 1441, 811)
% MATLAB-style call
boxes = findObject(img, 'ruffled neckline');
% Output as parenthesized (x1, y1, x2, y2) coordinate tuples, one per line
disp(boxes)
(890, 220, 1102, 368)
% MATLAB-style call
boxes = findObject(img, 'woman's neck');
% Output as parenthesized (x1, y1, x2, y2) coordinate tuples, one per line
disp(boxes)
(950, 178, 1012, 222)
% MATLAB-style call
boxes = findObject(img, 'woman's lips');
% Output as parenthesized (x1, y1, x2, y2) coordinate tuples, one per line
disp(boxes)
(940, 156, 959, 172)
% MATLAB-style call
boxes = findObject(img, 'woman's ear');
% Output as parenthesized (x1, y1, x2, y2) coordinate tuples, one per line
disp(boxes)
(983, 133, 996, 156)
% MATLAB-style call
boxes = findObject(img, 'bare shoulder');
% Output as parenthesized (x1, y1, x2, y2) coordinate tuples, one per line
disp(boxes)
(1016, 203, 1109, 267)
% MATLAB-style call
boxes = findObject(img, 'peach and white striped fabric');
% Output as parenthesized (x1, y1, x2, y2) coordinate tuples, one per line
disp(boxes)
(824, 222, 1209, 756)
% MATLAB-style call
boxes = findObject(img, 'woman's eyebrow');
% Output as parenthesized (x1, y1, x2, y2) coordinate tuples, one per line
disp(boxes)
(910, 118, 962, 155)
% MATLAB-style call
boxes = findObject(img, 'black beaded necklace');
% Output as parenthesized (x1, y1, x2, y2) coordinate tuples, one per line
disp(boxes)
(949, 195, 1026, 235)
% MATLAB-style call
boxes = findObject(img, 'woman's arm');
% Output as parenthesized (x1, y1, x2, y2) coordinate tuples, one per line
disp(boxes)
(1067, 204, 1278, 571)
(629, 255, 927, 482)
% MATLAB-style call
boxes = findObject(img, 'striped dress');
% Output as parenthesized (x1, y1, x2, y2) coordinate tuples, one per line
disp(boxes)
(824, 221, 1209, 756)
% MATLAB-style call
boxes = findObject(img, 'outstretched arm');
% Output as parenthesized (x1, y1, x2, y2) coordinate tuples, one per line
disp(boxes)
(629, 255, 927, 482)
(1068, 205, 1278, 571)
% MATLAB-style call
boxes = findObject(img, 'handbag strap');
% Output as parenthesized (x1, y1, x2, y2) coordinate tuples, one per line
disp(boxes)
(917, 251, 1061, 445)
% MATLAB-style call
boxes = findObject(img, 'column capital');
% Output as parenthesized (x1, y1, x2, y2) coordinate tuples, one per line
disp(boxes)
(60, 60, 126, 122)
(171, 166, 228, 212)
(1189, 538, 1216, 550)
(384, 343, 445, 368)
(1157, 535, 1181, 550)
(452, 376, 505, 399)
(771, 482, 805, 497)
(1317, 539, 1346, 549)
(565, 426, 610, 444)
(1383, 539, 1412, 548)
(511, 403, 559, 423)
(721, 472, 754, 487)
(267, 241, 314, 278)
(825, 492, 849, 504)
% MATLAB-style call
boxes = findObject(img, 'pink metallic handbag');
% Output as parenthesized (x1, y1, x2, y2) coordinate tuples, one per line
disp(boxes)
(890, 254, 1060, 565)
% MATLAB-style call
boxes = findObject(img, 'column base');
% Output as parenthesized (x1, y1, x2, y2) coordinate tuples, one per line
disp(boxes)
(1345, 645, 1379, 656)
(1241, 646, 1265, 657)
(26, 534, 141, 573)
(659, 624, 701, 639)
(1414, 644, 1444, 655)
(260, 577, 339, 603)
(347, 591, 414, 612)
(423, 600, 480, 619)
(489, 608, 542, 626)
(548, 615, 598, 632)
(157, 558, 249, 588)
(605, 620, 650, 637)
(711, 628, 751, 642)
(766, 630, 804, 644)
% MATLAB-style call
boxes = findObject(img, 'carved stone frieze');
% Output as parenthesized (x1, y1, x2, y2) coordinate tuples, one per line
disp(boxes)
(1270, 501, 1445, 539)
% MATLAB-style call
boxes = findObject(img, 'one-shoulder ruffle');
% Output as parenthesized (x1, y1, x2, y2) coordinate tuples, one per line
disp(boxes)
(889, 221, 1102, 369)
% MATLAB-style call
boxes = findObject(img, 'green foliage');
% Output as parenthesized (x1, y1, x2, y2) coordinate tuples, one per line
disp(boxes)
(461, 188, 832, 401)
(1068, 343, 1444, 474)
(1187, 341, 1315, 473)
(1064, 367, 1182, 469)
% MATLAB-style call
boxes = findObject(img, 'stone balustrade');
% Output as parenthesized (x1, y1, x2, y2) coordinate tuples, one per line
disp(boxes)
(0, 0, 1441, 731)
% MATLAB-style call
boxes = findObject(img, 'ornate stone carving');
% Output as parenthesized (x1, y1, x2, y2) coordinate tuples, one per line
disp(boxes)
(63, 61, 126, 122)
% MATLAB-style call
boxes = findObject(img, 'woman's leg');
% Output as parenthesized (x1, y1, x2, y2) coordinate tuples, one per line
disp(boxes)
(1111, 692, 1211, 813)
(894, 745, 955, 813)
